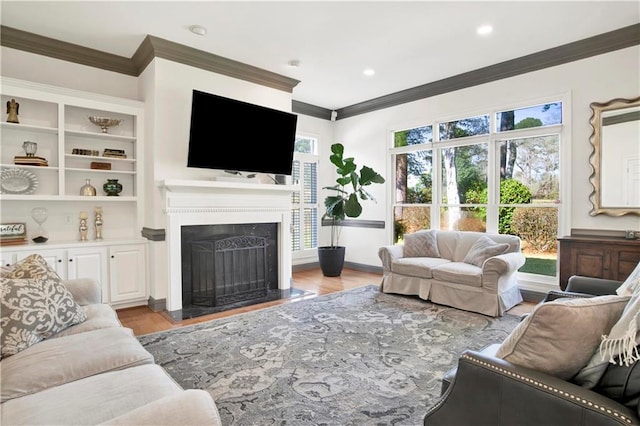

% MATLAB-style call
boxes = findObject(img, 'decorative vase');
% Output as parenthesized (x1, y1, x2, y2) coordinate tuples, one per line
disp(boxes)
(80, 179, 97, 196)
(103, 179, 123, 196)
(6, 99, 19, 123)
(22, 141, 38, 157)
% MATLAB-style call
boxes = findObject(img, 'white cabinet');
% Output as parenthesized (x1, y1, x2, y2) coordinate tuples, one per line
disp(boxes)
(1, 79, 147, 308)
(1, 241, 147, 307)
(1, 251, 18, 268)
(16, 248, 66, 277)
(108, 244, 147, 305)
(67, 246, 109, 302)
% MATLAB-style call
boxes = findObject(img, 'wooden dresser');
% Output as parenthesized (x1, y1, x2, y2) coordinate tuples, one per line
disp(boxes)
(558, 235, 640, 290)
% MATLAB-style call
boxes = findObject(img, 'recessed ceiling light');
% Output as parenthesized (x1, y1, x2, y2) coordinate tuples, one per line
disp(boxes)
(477, 25, 493, 36)
(288, 59, 301, 68)
(363, 68, 375, 76)
(189, 25, 207, 36)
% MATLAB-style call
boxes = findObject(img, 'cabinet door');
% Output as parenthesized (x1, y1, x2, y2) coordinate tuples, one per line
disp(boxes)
(67, 247, 108, 302)
(16, 249, 66, 278)
(109, 244, 147, 304)
(1, 251, 17, 267)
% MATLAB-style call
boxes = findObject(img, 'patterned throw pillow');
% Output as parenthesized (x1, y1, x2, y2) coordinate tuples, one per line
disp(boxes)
(462, 235, 509, 267)
(403, 230, 440, 258)
(0, 254, 86, 359)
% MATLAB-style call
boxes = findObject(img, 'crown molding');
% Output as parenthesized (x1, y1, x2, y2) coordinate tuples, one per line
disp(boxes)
(135, 35, 300, 93)
(2, 23, 638, 120)
(1, 26, 138, 75)
(1, 26, 300, 94)
(336, 23, 640, 120)
(291, 100, 332, 120)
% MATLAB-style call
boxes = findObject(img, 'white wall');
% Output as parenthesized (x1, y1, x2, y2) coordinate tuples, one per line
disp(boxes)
(1, 48, 139, 100)
(139, 58, 295, 301)
(141, 58, 294, 226)
(2, 43, 639, 291)
(331, 46, 640, 268)
(291, 113, 335, 265)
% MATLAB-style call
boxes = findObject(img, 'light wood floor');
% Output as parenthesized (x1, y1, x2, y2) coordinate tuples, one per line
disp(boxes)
(117, 268, 535, 336)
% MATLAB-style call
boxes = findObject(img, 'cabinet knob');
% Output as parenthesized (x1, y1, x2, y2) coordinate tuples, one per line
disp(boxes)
(69, 259, 73, 262)
(111, 255, 115, 259)
(58, 259, 62, 263)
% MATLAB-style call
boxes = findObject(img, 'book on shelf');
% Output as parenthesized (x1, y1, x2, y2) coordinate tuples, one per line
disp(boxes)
(14, 156, 48, 166)
(0, 237, 27, 246)
(72, 148, 100, 156)
(103, 148, 127, 159)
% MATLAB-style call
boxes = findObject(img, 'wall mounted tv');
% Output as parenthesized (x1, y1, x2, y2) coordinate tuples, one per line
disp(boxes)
(187, 89, 298, 175)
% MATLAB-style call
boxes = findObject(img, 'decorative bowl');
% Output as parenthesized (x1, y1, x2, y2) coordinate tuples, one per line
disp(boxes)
(88, 116, 123, 133)
(0, 168, 38, 194)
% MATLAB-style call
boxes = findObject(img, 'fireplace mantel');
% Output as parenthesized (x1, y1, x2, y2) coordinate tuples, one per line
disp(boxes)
(159, 179, 295, 311)
(161, 179, 296, 195)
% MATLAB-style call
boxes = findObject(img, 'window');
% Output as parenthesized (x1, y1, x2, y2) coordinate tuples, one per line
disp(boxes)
(392, 101, 564, 278)
(291, 136, 318, 256)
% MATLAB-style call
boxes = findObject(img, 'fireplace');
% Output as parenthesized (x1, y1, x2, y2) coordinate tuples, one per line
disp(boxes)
(182, 223, 278, 308)
(160, 179, 295, 313)
(191, 236, 268, 306)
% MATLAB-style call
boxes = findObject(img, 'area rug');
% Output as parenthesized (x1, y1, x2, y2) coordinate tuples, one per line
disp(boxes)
(139, 285, 521, 425)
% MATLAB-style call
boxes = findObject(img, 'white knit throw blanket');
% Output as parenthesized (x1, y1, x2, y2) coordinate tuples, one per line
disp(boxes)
(601, 266, 640, 365)
(599, 293, 640, 366)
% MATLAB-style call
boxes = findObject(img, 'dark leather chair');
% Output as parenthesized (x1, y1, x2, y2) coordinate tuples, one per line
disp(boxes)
(424, 276, 640, 426)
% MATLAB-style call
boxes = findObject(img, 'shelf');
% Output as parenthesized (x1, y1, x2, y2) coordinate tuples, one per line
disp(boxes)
(2, 78, 143, 251)
(66, 167, 135, 175)
(1, 122, 58, 134)
(65, 129, 135, 142)
(0, 194, 136, 201)
(64, 154, 135, 163)
(0, 163, 59, 171)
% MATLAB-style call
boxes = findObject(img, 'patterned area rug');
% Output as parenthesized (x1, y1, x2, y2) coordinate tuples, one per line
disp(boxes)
(139, 285, 521, 425)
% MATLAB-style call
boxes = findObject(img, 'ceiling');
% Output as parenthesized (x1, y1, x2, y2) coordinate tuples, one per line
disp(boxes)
(1, 1, 639, 110)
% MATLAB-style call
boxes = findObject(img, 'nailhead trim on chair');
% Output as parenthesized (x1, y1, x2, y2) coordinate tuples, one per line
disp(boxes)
(462, 354, 633, 424)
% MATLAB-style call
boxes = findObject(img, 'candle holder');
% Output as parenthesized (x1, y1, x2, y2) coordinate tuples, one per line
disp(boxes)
(95, 206, 103, 241)
(79, 212, 88, 242)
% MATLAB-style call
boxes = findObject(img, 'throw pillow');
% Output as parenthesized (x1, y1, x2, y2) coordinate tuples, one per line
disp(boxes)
(403, 229, 440, 258)
(1, 253, 58, 279)
(462, 235, 509, 267)
(0, 254, 86, 359)
(495, 295, 630, 380)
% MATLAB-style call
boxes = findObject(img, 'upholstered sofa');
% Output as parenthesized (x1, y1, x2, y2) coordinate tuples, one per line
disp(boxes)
(424, 267, 640, 426)
(1, 254, 221, 425)
(379, 230, 526, 316)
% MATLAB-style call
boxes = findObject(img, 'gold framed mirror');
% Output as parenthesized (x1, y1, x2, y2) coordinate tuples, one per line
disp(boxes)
(588, 96, 640, 216)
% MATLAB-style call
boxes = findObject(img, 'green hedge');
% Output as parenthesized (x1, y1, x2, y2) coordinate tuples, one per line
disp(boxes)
(511, 207, 558, 252)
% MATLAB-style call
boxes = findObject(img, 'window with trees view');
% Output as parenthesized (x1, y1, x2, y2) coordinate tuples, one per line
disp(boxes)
(393, 102, 562, 277)
(291, 136, 318, 255)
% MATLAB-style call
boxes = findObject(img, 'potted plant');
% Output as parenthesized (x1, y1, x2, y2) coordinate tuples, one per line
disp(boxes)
(319, 143, 385, 276)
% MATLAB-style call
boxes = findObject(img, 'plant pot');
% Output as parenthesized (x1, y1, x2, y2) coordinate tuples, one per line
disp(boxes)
(318, 246, 346, 277)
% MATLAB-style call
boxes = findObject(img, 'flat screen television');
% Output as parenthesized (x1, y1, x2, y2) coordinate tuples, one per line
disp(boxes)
(187, 89, 298, 175)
